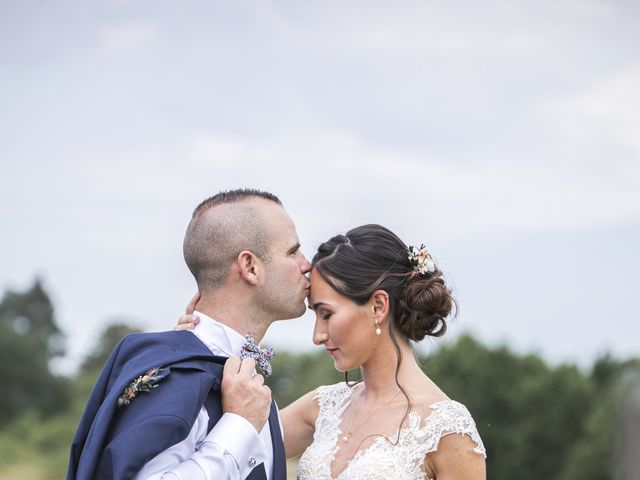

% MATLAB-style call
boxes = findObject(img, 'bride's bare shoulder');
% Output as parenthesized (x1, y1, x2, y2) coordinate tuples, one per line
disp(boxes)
(405, 374, 450, 411)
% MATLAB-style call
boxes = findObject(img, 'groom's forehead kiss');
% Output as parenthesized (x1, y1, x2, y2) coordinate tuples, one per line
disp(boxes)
(260, 201, 302, 255)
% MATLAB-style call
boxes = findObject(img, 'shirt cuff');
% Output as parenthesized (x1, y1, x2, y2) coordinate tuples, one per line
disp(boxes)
(203, 412, 267, 476)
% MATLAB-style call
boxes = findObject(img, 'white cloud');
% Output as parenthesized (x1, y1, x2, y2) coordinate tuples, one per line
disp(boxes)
(184, 131, 640, 235)
(2, 0, 640, 372)
(99, 21, 159, 53)
(544, 68, 640, 153)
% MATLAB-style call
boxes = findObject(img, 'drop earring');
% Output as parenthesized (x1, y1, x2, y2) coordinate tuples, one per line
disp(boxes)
(375, 319, 382, 336)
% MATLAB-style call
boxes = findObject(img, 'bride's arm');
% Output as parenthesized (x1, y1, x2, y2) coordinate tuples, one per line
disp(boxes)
(424, 434, 486, 480)
(279, 390, 319, 458)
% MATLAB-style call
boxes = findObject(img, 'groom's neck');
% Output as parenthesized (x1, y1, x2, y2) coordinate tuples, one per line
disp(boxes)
(197, 292, 270, 343)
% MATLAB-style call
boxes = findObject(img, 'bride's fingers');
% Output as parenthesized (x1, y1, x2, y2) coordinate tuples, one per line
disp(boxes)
(175, 314, 200, 330)
(185, 292, 201, 315)
(176, 292, 201, 330)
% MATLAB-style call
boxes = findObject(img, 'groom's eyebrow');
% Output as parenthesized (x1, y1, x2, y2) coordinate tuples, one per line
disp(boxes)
(287, 242, 301, 254)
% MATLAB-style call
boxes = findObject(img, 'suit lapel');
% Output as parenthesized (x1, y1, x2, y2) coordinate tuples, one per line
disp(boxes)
(246, 463, 267, 480)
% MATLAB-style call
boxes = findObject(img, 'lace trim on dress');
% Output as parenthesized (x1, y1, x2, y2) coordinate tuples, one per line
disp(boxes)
(296, 382, 486, 480)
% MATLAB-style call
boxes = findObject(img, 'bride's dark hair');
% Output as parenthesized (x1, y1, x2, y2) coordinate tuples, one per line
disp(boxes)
(312, 224, 455, 443)
(312, 224, 453, 342)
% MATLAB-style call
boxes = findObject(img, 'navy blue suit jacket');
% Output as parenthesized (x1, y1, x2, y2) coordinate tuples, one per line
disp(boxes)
(67, 330, 286, 480)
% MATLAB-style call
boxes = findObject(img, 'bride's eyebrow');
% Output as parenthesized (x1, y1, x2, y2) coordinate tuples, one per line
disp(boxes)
(311, 301, 330, 311)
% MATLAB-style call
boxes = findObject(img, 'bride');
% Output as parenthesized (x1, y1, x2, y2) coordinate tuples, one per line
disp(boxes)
(181, 224, 486, 479)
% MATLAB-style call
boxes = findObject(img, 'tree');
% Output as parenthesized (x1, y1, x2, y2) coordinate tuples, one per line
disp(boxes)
(419, 335, 595, 480)
(0, 277, 71, 427)
(71, 321, 143, 411)
(0, 278, 65, 360)
(558, 355, 640, 480)
(79, 322, 142, 374)
(266, 350, 344, 407)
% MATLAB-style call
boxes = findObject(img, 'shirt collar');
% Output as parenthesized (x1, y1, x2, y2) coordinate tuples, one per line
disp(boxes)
(190, 310, 246, 357)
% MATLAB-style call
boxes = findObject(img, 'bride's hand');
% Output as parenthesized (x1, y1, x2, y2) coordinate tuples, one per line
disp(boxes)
(174, 292, 201, 330)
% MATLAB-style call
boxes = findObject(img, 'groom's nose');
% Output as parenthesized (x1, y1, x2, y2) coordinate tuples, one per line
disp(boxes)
(299, 255, 311, 274)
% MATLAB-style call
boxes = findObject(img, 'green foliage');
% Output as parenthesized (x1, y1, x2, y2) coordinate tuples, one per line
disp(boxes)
(0, 280, 634, 479)
(0, 324, 71, 427)
(0, 317, 143, 478)
(0, 410, 77, 479)
(268, 335, 631, 479)
(80, 322, 142, 374)
(0, 278, 65, 359)
(0, 279, 71, 428)
(422, 335, 596, 479)
(558, 356, 640, 480)
(266, 350, 344, 407)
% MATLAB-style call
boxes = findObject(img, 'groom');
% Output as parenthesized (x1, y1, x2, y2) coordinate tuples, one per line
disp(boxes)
(67, 189, 311, 480)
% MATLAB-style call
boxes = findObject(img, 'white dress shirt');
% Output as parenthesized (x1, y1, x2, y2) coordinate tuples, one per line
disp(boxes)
(134, 311, 275, 480)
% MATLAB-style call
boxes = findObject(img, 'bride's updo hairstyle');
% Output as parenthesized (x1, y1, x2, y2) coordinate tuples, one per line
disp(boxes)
(312, 224, 454, 343)
(313, 224, 455, 446)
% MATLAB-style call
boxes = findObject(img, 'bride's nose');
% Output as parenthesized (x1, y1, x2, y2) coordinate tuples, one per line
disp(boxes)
(312, 317, 328, 345)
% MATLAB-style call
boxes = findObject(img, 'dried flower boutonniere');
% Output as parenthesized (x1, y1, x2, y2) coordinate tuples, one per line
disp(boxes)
(117, 366, 169, 409)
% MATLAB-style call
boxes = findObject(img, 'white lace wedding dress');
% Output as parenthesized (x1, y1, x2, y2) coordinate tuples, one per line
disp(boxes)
(297, 382, 486, 480)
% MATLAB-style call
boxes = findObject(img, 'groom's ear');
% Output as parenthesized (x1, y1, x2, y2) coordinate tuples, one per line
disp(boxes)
(237, 251, 261, 286)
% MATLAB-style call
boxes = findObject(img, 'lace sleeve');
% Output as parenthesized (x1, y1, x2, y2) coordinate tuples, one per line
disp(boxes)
(313, 383, 352, 417)
(420, 400, 487, 458)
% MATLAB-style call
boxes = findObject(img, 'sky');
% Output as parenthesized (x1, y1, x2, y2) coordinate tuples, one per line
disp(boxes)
(1, 0, 639, 374)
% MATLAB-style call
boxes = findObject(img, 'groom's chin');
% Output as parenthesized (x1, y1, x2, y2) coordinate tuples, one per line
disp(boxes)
(289, 301, 309, 319)
(275, 304, 307, 321)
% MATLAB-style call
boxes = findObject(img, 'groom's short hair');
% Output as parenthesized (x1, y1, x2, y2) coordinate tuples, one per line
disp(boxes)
(183, 189, 282, 292)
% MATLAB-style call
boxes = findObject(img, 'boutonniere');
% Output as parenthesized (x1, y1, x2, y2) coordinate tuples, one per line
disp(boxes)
(117, 367, 169, 409)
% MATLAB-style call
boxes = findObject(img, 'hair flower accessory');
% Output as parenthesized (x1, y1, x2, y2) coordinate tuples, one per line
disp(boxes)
(117, 366, 170, 409)
(407, 244, 436, 277)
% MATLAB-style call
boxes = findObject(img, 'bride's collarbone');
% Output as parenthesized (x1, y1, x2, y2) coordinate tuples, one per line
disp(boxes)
(334, 402, 408, 454)
(343, 391, 447, 429)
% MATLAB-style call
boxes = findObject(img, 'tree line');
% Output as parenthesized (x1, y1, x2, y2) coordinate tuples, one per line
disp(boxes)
(0, 279, 637, 479)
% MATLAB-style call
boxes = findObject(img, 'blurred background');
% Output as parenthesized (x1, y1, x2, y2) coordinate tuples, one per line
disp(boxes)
(1, 0, 639, 478)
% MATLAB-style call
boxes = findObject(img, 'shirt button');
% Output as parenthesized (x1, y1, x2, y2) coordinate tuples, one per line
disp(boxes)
(248, 457, 257, 468)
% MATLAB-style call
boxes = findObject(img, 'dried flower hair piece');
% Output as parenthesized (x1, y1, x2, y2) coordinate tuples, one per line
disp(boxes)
(407, 244, 436, 277)
(117, 366, 170, 409)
